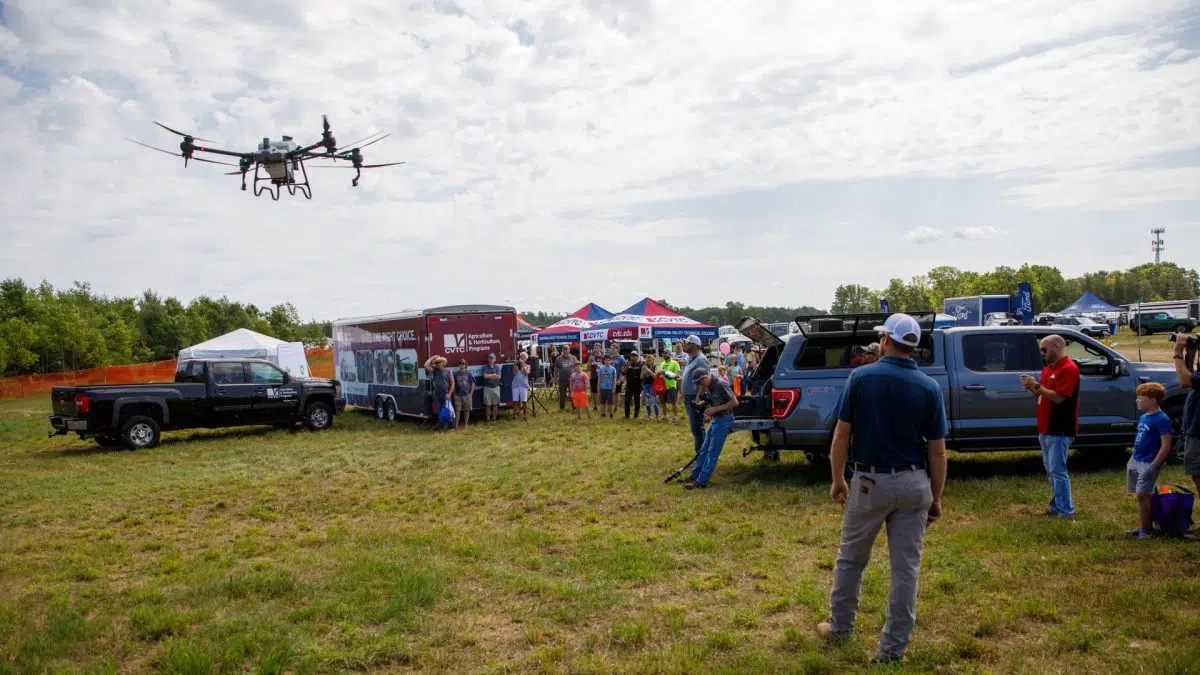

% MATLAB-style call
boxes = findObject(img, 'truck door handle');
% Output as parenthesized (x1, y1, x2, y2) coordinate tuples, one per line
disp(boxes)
(963, 384, 987, 391)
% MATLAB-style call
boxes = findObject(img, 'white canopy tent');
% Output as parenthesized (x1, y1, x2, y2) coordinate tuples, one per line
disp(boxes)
(178, 328, 311, 377)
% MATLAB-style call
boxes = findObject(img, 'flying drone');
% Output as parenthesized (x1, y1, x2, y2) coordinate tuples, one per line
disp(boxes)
(126, 116, 405, 200)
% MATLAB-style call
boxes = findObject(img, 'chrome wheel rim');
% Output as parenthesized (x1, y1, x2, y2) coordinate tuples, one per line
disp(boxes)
(311, 408, 330, 428)
(130, 423, 154, 447)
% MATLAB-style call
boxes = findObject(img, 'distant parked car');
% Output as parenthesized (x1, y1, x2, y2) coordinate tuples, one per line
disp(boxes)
(1129, 311, 1198, 336)
(984, 312, 1017, 326)
(1035, 313, 1062, 326)
(1052, 316, 1111, 339)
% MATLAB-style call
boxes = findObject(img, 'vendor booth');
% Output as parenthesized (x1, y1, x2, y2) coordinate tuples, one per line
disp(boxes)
(178, 328, 310, 377)
(581, 298, 718, 342)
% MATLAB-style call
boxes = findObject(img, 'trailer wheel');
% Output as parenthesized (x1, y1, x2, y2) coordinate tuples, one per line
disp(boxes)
(121, 415, 161, 450)
(375, 398, 387, 420)
(304, 402, 334, 431)
(386, 400, 397, 422)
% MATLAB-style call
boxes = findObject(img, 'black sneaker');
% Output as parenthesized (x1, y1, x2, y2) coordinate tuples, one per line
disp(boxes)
(683, 481, 706, 490)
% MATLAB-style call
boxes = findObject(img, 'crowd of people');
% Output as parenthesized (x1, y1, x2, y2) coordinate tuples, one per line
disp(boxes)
(419, 316, 1200, 664)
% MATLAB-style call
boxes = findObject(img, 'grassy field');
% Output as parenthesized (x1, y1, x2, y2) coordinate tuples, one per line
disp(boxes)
(2, 378, 1199, 672)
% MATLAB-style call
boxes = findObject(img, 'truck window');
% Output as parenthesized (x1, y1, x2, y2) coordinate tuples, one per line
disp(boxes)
(793, 333, 935, 369)
(962, 334, 1039, 372)
(212, 363, 247, 385)
(248, 362, 286, 385)
(1060, 336, 1111, 377)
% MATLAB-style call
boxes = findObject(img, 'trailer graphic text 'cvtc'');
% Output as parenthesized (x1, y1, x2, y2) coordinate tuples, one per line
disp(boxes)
(443, 332, 504, 355)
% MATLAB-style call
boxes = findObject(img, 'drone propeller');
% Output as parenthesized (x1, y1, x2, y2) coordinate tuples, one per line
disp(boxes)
(335, 131, 389, 154)
(189, 156, 241, 167)
(127, 138, 240, 167)
(309, 161, 406, 169)
(127, 138, 182, 158)
(323, 114, 330, 133)
(153, 121, 217, 143)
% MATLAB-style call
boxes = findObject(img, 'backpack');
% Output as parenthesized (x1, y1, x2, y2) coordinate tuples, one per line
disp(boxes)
(652, 375, 667, 396)
(1151, 484, 1195, 536)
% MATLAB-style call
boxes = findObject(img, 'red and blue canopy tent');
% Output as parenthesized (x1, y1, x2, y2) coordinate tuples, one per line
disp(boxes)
(581, 298, 717, 342)
(532, 303, 614, 345)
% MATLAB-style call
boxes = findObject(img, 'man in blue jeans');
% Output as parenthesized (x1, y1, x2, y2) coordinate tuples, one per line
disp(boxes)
(679, 335, 711, 455)
(682, 368, 739, 490)
(1020, 334, 1079, 518)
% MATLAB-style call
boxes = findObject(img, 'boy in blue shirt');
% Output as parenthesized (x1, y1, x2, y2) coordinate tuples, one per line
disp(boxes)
(597, 356, 618, 418)
(1127, 382, 1174, 539)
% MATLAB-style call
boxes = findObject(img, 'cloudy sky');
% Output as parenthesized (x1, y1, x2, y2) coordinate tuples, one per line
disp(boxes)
(1, 1, 1197, 321)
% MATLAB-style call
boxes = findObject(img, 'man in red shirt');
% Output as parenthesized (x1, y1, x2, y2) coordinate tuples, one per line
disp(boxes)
(1020, 334, 1079, 518)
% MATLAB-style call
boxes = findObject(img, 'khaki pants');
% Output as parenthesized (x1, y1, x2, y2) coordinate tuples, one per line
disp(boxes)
(829, 469, 932, 660)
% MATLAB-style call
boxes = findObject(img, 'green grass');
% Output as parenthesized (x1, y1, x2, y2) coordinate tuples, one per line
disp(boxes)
(1, 395, 1199, 673)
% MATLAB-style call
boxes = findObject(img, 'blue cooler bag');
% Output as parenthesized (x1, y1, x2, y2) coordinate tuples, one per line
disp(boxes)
(1151, 484, 1195, 536)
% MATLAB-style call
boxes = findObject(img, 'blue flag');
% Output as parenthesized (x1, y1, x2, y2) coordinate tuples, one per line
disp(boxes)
(1011, 282, 1034, 325)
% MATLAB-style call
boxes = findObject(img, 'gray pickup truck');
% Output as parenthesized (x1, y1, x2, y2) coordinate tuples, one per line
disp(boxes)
(733, 314, 1185, 462)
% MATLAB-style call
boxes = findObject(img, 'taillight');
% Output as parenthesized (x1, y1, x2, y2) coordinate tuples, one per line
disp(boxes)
(75, 393, 91, 416)
(770, 388, 800, 419)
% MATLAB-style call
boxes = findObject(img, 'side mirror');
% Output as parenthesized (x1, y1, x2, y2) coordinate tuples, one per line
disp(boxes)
(282, 372, 291, 384)
(1110, 360, 1125, 377)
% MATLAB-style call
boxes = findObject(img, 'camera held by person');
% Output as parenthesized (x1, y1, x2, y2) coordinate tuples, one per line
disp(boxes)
(1169, 332, 1199, 371)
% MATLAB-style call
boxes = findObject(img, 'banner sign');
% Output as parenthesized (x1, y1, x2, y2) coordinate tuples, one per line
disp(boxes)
(1011, 283, 1034, 325)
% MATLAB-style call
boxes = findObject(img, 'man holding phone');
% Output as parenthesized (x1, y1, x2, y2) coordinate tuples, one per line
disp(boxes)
(1019, 334, 1079, 519)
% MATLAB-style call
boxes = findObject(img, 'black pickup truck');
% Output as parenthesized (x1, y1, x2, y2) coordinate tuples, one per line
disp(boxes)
(49, 358, 345, 450)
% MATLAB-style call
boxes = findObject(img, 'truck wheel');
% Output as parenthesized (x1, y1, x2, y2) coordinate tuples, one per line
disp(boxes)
(1137, 325, 1149, 336)
(386, 400, 397, 422)
(121, 415, 160, 450)
(375, 398, 387, 420)
(304, 402, 334, 431)
(94, 435, 124, 449)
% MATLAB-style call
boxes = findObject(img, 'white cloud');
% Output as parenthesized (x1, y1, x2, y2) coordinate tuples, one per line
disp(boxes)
(0, 0, 1196, 317)
(903, 226, 1007, 244)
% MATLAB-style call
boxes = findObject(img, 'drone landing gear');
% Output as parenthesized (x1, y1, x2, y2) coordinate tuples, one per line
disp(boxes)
(249, 161, 312, 200)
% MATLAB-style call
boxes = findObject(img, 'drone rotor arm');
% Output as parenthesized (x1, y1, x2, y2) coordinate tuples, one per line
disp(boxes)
(191, 145, 248, 159)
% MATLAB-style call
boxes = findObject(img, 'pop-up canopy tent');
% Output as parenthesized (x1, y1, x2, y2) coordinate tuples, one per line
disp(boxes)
(516, 314, 540, 338)
(178, 328, 310, 377)
(581, 298, 718, 341)
(533, 303, 614, 345)
(1059, 291, 1119, 315)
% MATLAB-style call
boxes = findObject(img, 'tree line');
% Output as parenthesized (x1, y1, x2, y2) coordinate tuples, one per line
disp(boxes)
(830, 263, 1200, 315)
(0, 279, 329, 377)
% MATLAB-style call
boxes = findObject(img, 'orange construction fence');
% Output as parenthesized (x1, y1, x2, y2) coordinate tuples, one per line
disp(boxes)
(0, 347, 334, 400)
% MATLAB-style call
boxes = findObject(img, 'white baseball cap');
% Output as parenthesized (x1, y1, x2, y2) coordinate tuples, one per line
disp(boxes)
(874, 314, 921, 347)
(683, 335, 702, 346)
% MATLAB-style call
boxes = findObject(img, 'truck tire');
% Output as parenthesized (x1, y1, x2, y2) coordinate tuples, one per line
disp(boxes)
(94, 435, 124, 449)
(375, 398, 387, 420)
(386, 400, 397, 422)
(303, 401, 334, 431)
(1137, 325, 1149, 336)
(121, 415, 161, 450)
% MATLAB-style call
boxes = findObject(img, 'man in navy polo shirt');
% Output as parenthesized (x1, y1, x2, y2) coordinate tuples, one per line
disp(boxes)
(817, 313, 948, 664)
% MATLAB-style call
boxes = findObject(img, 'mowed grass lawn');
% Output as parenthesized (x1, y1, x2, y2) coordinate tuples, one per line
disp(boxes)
(2, 393, 1199, 674)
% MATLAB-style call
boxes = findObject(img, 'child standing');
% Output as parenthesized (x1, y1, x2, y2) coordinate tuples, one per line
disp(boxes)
(597, 356, 618, 418)
(570, 363, 591, 420)
(1127, 382, 1174, 539)
(642, 355, 661, 420)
